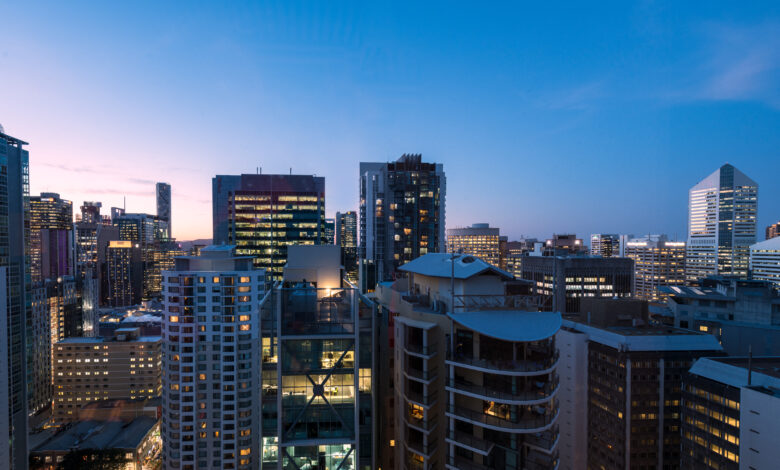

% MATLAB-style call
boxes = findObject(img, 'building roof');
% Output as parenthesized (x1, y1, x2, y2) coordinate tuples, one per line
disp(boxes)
(32, 417, 158, 453)
(448, 311, 561, 342)
(399, 253, 513, 280)
(689, 357, 780, 388)
(660, 285, 734, 300)
(751, 236, 780, 251)
(562, 319, 723, 352)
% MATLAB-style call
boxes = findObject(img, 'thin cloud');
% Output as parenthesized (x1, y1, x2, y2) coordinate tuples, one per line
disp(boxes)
(38, 162, 158, 186)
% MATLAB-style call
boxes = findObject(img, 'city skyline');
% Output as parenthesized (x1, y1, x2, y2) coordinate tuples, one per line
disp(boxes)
(3, 2, 780, 240)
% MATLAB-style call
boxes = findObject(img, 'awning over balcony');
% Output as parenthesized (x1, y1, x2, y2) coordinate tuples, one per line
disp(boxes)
(448, 311, 561, 342)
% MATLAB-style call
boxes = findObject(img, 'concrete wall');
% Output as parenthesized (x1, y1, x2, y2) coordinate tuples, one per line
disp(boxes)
(556, 327, 588, 470)
(739, 387, 780, 470)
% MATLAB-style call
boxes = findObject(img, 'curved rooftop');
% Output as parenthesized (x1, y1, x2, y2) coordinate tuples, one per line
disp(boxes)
(399, 253, 513, 280)
(448, 311, 561, 342)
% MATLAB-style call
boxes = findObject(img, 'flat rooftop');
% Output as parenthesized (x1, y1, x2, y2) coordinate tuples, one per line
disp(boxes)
(710, 357, 780, 380)
(690, 356, 780, 390)
(562, 319, 723, 352)
(32, 416, 158, 453)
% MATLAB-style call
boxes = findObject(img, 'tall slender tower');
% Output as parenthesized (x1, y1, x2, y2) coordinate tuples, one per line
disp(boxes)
(359, 154, 446, 291)
(686, 164, 758, 283)
(156, 182, 172, 239)
(0, 128, 30, 470)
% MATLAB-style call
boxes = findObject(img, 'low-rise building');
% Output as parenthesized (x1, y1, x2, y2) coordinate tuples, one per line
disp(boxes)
(750, 237, 780, 290)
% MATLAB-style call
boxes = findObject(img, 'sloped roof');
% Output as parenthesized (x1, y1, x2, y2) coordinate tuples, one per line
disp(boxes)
(399, 253, 513, 280)
(751, 237, 780, 251)
(448, 311, 561, 342)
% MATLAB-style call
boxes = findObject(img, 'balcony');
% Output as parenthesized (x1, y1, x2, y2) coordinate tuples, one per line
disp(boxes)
(446, 404, 558, 433)
(446, 377, 559, 405)
(406, 437, 438, 460)
(404, 413, 438, 433)
(523, 426, 560, 453)
(446, 456, 492, 470)
(405, 388, 438, 408)
(404, 341, 438, 358)
(525, 449, 560, 470)
(406, 366, 438, 383)
(445, 430, 495, 456)
(446, 351, 559, 376)
(453, 294, 544, 312)
(405, 452, 437, 470)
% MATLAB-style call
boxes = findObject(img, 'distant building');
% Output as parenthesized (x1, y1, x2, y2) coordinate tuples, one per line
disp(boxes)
(156, 182, 172, 238)
(687, 164, 758, 283)
(106, 241, 143, 307)
(30, 192, 73, 283)
(336, 210, 358, 282)
(750, 237, 780, 290)
(557, 316, 722, 470)
(446, 223, 502, 268)
(521, 254, 634, 313)
(359, 154, 446, 291)
(663, 277, 780, 355)
(589, 233, 621, 258)
(624, 235, 686, 302)
(323, 217, 335, 244)
(30, 416, 160, 470)
(544, 234, 586, 256)
(504, 238, 542, 278)
(212, 173, 326, 280)
(52, 328, 161, 423)
(75, 202, 119, 310)
(766, 221, 780, 241)
(682, 357, 780, 470)
(0, 129, 31, 468)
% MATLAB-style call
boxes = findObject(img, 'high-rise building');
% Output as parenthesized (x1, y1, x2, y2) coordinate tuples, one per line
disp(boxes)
(543, 234, 586, 256)
(521, 255, 634, 313)
(681, 356, 780, 470)
(446, 223, 502, 268)
(504, 238, 542, 278)
(766, 222, 780, 241)
(106, 241, 143, 307)
(750, 237, 780, 290)
(212, 173, 326, 280)
(624, 235, 686, 302)
(52, 328, 161, 423)
(156, 182, 172, 239)
(161, 245, 267, 470)
(589, 233, 621, 258)
(0, 129, 30, 469)
(662, 277, 780, 355)
(359, 154, 446, 292)
(686, 164, 758, 283)
(29, 192, 73, 283)
(323, 217, 335, 244)
(258, 245, 375, 469)
(75, 202, 119, 310)
(336, 211, 358, 283)
(373, 253, 559, 470)
(557, 314, 722, 470)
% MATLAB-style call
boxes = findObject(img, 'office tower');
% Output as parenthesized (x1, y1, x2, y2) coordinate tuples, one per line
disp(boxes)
(750, 237, 780, 289)
(556, 313, 722, 470)
(146, 240, 185, 299)
(663, 277, 780, 355)
(336, 211, 358, 283)
(681, 357, 780, 469)
(212, 173, 326, 281)
(624, 235, 686, 302)
(543, 234, 586, 256)
(161, 246, 267, 470)
(0, 129, 30, 469)
(156, 182, 172, 238)
(0, 268, 9, 467)
(499, 235, 508, 270)
(78, 201, 105, 224)
(359, 154, 446, 292)
(75, 202, 119, 310)
(29, 192, 73, 283)
(686, 164, 758, 283)
(106, 241, 144, 307)
(323, 217, 335, 244)
(589, 233, 621, 258)
(111, 206, 125, 222)
(257, 245, 375, 469)
(52, 328, 161, 423)
(521, 255, 634, 313)
(504, 238, 542, 279)
(446, 223, 502, 268)
(114, 212, 171, 299)
(373, 253, 558, 470)
(766, 222, 780, 240)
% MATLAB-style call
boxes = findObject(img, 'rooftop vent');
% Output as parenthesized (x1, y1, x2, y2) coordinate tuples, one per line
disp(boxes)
(461, 256, 476, 264)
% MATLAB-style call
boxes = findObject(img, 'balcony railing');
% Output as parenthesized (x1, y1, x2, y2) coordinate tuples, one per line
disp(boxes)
(446, 404, 558, 432)
(447, 377, 559, 404)
(453, 294, 545, 312)
(404, 413, 438, 432)
(405, 388, 438, 407)
(407, 366, 438, 383)
(404, 342, 438, 357)
(447, 351, 559, 375)
(525, 449, 560, 470)
(446, 430, 495, 455)
(406, 437, 438, 459)
(446, 456, 492, 470)
(523, 425, 560, 452)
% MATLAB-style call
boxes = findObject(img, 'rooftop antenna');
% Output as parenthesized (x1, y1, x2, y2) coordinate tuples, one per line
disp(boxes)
(289, 167, 292, 175)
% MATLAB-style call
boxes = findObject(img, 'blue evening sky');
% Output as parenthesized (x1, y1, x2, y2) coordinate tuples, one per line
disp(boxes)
(2, 1, 779, 240)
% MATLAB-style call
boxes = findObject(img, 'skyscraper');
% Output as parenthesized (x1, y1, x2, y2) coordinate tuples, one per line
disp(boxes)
(161, 245, 267, 470)
(766, 221, 780, 241)
(589, 233, 621, 258)
(323, 217, 335, 244)
(336, 211, 358, 283)
(106, 240, 143, 307)
(212, 173, 326, 280)
(624, 235, 686, 302)
(29, 192, 73, 283)
(686, 164, 758, 283)
(156, 182, 172, 239)
(359, 154, 446, 291)
(750, 237, 780, 290)
(0, 128, 30, 469)
(446, 223, 502, 267)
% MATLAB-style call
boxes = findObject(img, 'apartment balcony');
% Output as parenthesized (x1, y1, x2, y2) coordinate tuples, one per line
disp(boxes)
(525, 449, 560, 470)
(404, 412, 438, 433)
(445, 430, 495, 456)
(446, 377, 559, 405)
(405, 365, 438, 384)
(404, 388, 438, 408)
(446, 404, 558, 434)
(404, 452, 437, 470)
(404, 341, 438, 358)
(445, 455, 492, 470)
(405, 437, 438, 460)
(523, 425, 560, 453)
(446, 351, 559, 376)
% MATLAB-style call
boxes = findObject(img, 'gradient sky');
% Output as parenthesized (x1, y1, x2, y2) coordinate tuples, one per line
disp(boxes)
(2, 1, 780, 241)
